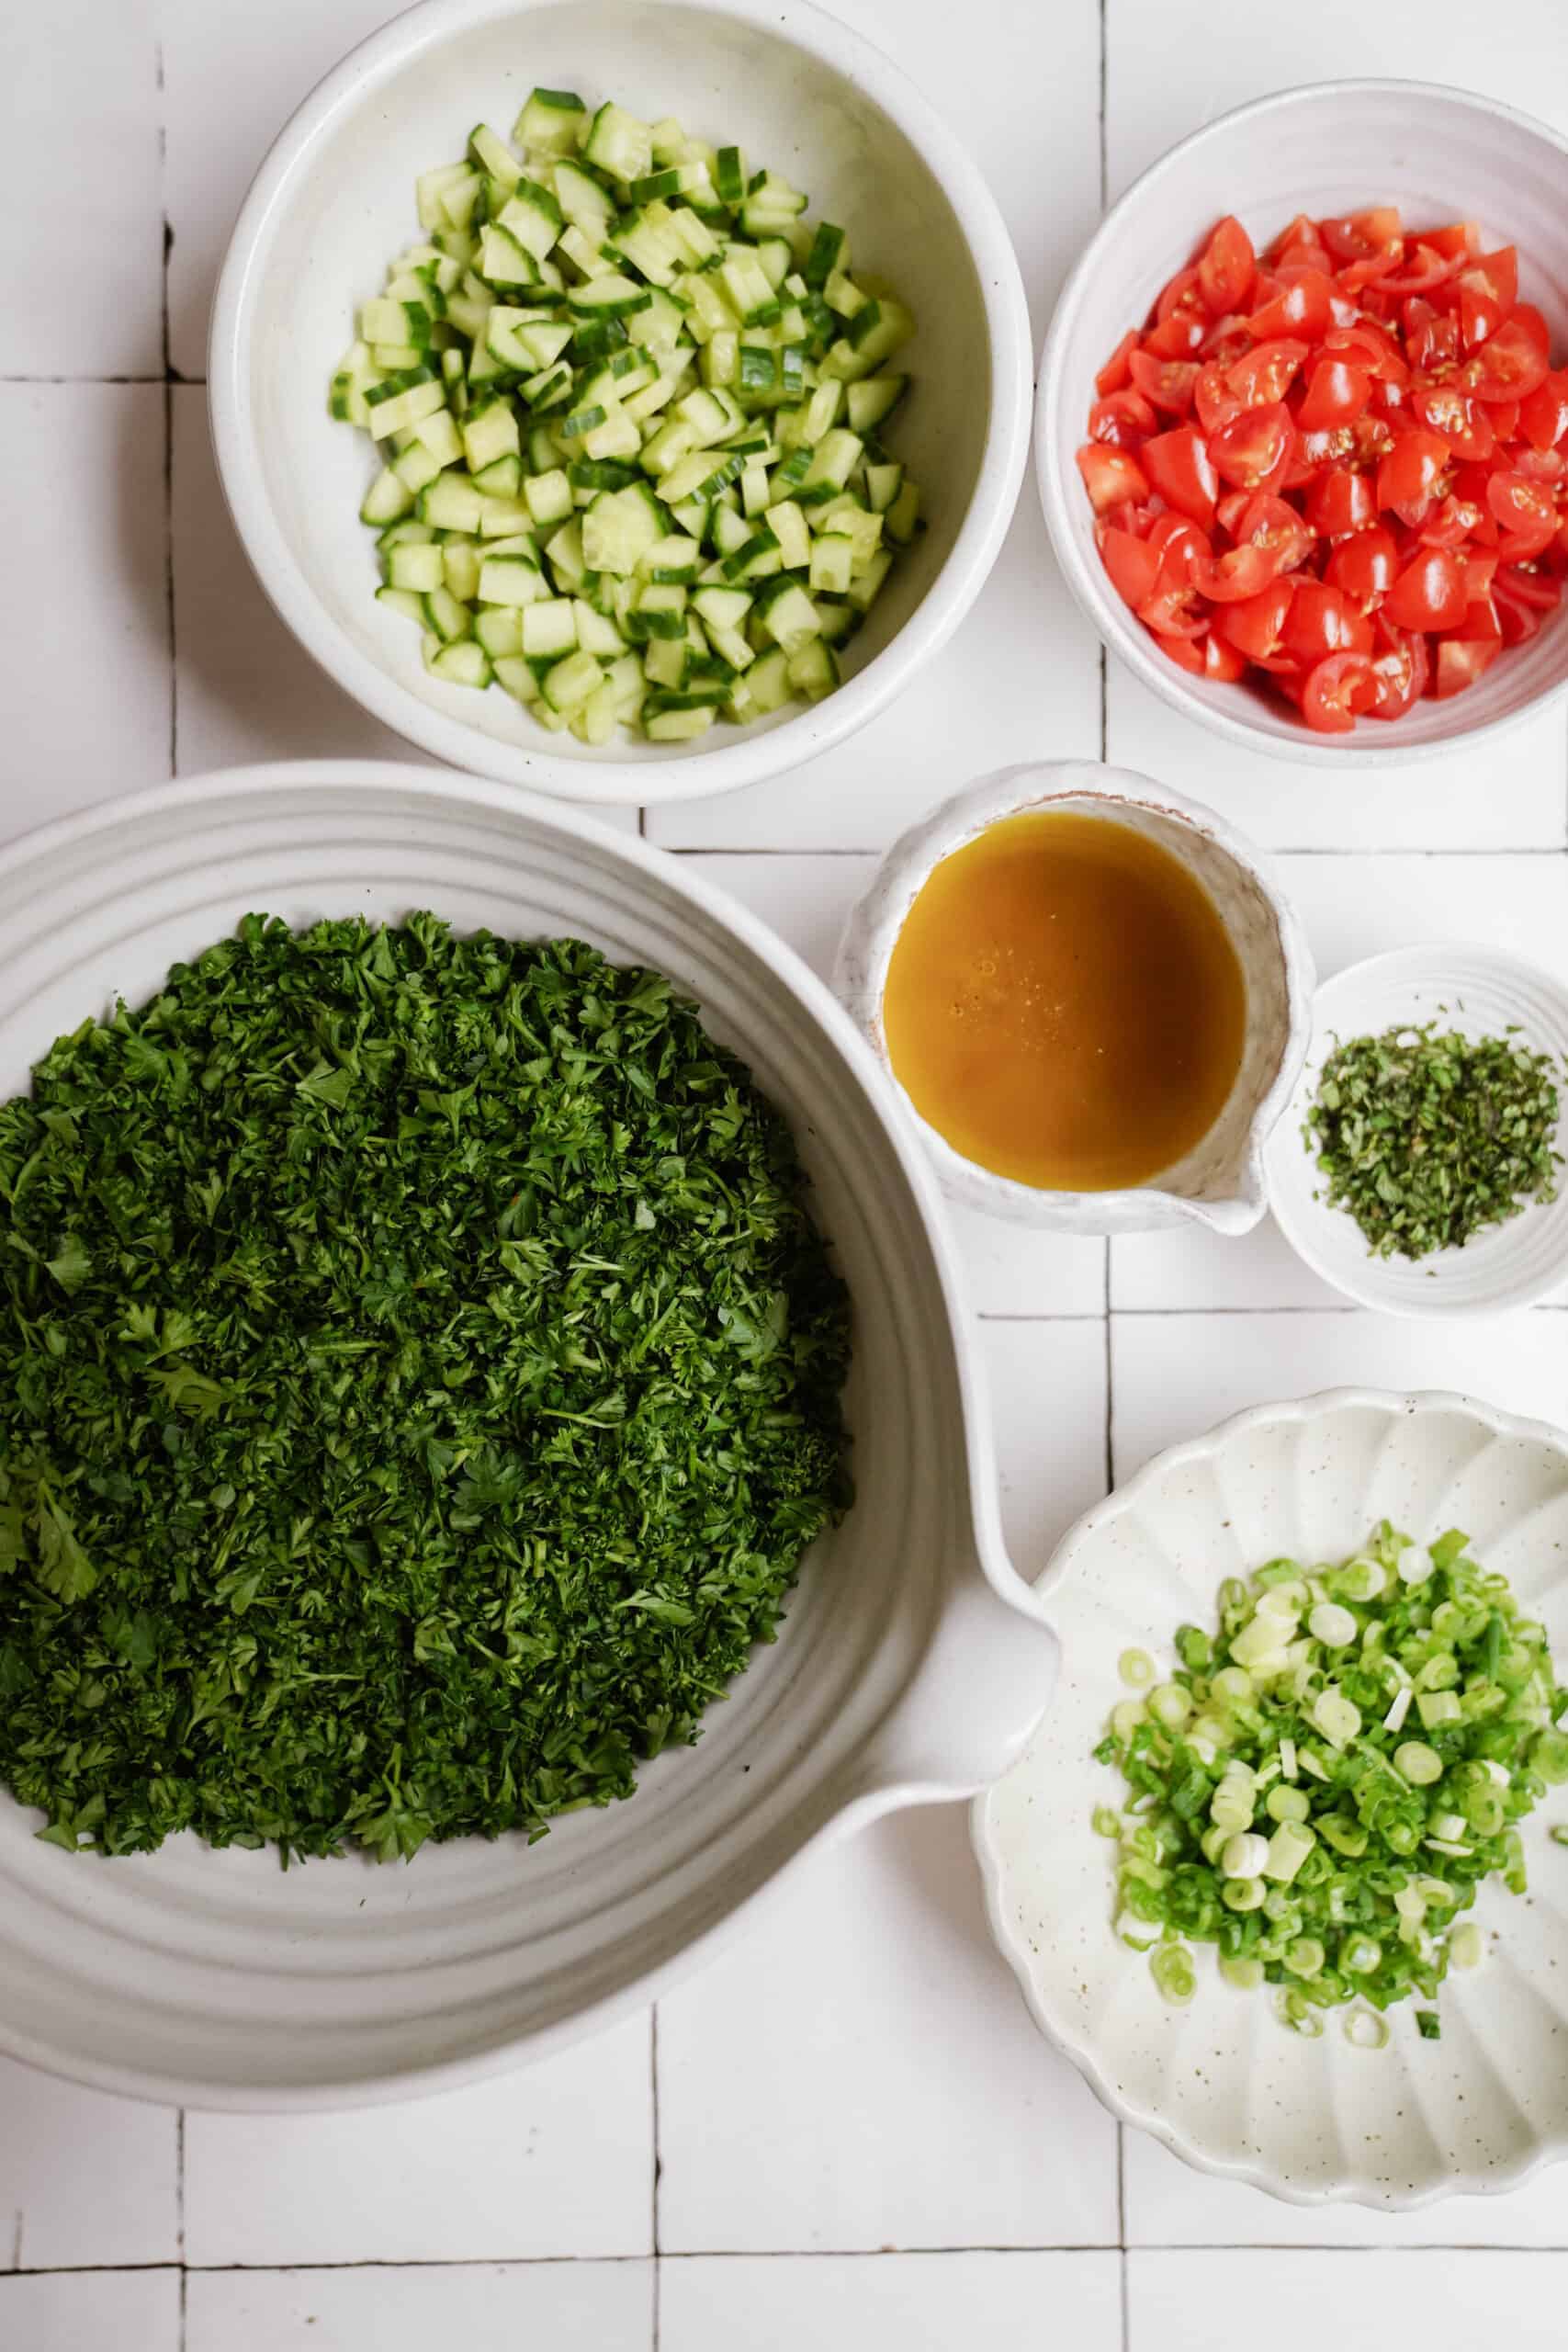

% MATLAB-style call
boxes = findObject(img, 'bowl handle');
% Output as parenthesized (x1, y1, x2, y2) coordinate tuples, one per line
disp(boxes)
(861, 1566, 1059, 1804)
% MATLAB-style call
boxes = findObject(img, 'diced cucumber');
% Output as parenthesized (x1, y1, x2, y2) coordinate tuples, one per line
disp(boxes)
(333, 85, 920, 743)
(513, 87, 586, 157)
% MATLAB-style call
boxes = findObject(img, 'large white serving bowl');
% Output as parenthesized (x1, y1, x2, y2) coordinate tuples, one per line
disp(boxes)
(975, 1388, 1568, 2209)
(0, 763, 1057, 2110)
(1036, 79, 1568, 767)
(209, 0, 1032, 807)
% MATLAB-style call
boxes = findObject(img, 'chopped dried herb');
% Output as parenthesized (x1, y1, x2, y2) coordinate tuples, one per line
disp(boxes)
(0, 916, 852, 1862)
(1304, 1023, 1562, 1261)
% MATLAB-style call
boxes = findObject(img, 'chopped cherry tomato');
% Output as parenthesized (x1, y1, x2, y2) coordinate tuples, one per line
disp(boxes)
(1234, 491, 1314, 574)
(1302, 650, 1378, 731)
(1297, 357, 1371, 431)
(1201, 630, 1250, 682)
(1283, 581, 1373, 667)
(1381, 243, 1462, 296)
(1193, 544, 1278, 601)
(1197, 216, 1256, 316)
(1305, 466, 1376, 538)
(1486, 469, 1559, 560)
(1138, 581, 1209, 638)
(1100, 527, 1162, 609)
(1325, 523, 1400, 608)
(1152, 628, 1205, 674)
(1408, 386, 1495, 462)
(1209, 401, 1295, 493)
(1089, 389, 1158, 447)
(1128, 350, 1201, 415)
(1364, 617, 1428, 718)
(1140, 426, 1219, 526)
(1320, 208, 1402, 264)
(1095, 330, 1139, 398)
(1217, 576, 1295, 661)
(1144, 514, 1213, 580)
(1435, 633, 1501, 696)
(1195, 362, 1246, 435)
(1247, 266, 1335, 343)
(1376, 429, 1452, 525)
(1227, 337, 1310, 408)
(1385, 546, 1469, 631)
(1463, 317, 1549, 404)
(1077, 444, 1148, 515)
(1519, 368, 1568, 452)
(1082, 204, 1565, 734)
(1515, 303, 1552, 357)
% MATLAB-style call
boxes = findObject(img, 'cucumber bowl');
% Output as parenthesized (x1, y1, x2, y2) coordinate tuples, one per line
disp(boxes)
(209, 0, 1032, 806)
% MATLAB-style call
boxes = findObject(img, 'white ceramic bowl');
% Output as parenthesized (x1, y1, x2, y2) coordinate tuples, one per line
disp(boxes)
(209, 0, 1032, 807)
(976, 1387, 1568, 2209)
(1267, 944, 1568, 1317)
(0, 763, 1058, 2110)
(1037, 79, 1568, 767)
(834, 761, 1314, 1234)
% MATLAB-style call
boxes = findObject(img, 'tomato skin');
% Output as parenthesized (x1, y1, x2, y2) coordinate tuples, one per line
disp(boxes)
(1321, 207, 1402, 263)
(1209, 400, 1295, 493)
(1325, 523, 1400, 608)
(1301, 650, 1378, 731)
(1077, 444, 1149, 514)
(1140, 426, 1219, 526)
(1151, 628, 1205, 674)
(1100, 526, 1162, 609)
(1326, 319, 1409, 384)
(1381, 243, 1461, 296)
(1195, 361, 1246, 435)
(1138, 581, 1209, 638)
(1515, 302, 1552, 357)
(1283, 581, 1373, 667)
(1297, 357, 1371, 431)
(1486, 469, 1559, 560)
(1463, 317, 1550, 404)
(1519, 368, 1568, 451)
(1197, 215, 1256, 315)
(1216, 575, 1295, 660)
(1144, 514, 1213, 580)
(1364, 617, 1428, 718)
(1247, 266, 1335, 343)
(1201, 630, 1250, 681)
(1089, 388, 1158, 447)
(1128, 350, 1201, 415)
(1192, 543, 1277, 601)
(1227, 337, 1310, 408)
(1305, 466, 1376, 537)
(1144, 309, 1208, 360)
(1385, 545, 1470, 631)
(1095, 330, 1139, 398)
(1435, 633, 1501, 696)
(1376, 428, 1453, 524)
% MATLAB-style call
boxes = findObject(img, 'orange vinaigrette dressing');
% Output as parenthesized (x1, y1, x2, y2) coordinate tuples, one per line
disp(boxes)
(882, 811, 1247, 1192)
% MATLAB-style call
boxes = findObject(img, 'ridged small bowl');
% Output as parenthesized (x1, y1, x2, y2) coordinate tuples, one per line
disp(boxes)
(1266, 944, 1568, 1317)
(974, 1387, 1568, 2210)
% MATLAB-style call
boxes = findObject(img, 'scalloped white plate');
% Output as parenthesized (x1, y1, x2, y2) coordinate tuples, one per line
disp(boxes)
(974, 1388, 1568, 2209)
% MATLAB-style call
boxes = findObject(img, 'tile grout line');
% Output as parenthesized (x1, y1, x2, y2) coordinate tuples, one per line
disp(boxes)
(651, 2003, 662, 2352)
(10, 2248, 1568, 2278)
(156, 38, 177, 783)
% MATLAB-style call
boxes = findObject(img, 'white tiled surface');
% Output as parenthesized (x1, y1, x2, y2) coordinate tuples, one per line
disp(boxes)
(3, 3, 1568, 2349)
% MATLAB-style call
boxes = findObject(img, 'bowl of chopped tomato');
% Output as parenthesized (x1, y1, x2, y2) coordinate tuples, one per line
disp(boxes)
(1038, 80, 1568, 757)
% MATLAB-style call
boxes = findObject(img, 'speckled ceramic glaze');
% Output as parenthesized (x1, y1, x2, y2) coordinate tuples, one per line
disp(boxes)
(834, 763, 1314, 1234)
(974, 1388, 1568, 2210)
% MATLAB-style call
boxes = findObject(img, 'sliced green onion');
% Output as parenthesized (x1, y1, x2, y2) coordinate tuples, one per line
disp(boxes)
(1344, 2008, 1389, 2051)
(1119, 1647, 1156, 1690)
(1150, 1943, 1196, 2006)
(1449, 1920, 1484, 1970)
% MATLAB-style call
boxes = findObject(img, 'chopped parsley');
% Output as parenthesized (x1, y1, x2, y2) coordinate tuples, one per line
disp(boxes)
(1304, 1022, 1562, 1261)
(0, 915, 852, 1862)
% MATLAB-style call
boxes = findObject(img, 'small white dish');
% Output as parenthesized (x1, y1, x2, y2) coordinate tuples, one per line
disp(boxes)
(1266, 944, 1568, 1318)
(974, 1386, 1568, 2211)
(208, 0, 1032, 808)
(1035, 78, 1568, 767)
(834, 760, 1314, 1235)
